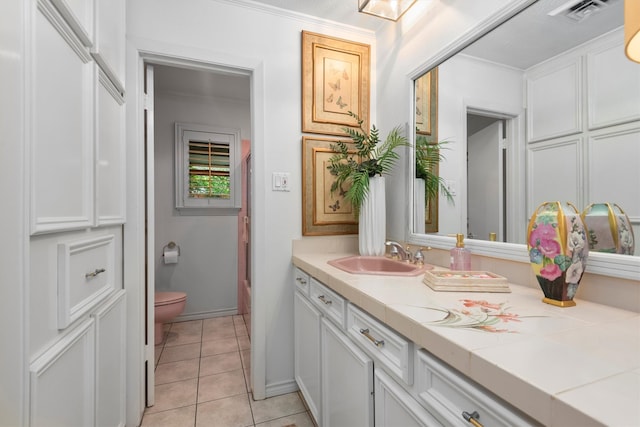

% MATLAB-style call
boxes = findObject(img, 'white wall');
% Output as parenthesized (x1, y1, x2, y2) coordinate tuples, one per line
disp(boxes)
(127, 0, 376, 399)
(154, 89, 250, 318)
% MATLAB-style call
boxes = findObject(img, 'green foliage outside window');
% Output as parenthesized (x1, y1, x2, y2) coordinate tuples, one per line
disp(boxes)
(189, 174, 230, 199)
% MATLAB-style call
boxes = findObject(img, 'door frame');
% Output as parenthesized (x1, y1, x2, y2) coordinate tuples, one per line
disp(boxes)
(467, 119, 503, 241)
(463, 101, 526, 244)
(124, 39, 267, 425)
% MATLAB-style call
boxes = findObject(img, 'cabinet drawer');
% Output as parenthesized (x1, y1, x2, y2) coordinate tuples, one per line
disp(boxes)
(347, 304, 413, 385)
(416, 350, 538, 427)
(294, 268, 310, 296)
(57, 235, 116, 329)
(309, 278, 347, 329)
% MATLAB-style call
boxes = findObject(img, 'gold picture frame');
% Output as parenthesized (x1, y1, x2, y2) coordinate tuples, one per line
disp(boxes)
(302, 136, 358, 236)
(415, 68, 438, 136)
(302, 31, 370, 136)
(415, 68, 439, 232)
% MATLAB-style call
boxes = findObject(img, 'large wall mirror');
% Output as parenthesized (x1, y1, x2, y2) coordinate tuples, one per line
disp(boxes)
(409, 0, 640, 280)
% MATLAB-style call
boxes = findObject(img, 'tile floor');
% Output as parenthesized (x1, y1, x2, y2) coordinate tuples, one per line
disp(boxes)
(141, 315, 315, 427)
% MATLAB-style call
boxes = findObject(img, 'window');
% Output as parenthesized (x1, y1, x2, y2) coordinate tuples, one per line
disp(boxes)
(188, 139, 230, 199)
(175, 123, 241, 212)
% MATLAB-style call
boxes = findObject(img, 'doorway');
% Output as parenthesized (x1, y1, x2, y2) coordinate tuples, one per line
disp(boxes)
(463, 103, 527, 246)
(143, 61, 253, 406)
(467, 114, 505, 241)
(466, 106, 525, 243)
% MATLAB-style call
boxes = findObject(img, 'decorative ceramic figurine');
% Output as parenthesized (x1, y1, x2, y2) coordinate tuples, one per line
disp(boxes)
(581, 203, 635, 255)
(527, 201, 589, 307)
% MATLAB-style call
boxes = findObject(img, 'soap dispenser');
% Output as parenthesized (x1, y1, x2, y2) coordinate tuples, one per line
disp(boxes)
(450, 234, 471, 271)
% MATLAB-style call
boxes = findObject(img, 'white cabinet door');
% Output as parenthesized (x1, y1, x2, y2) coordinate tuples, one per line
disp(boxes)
(94, 291, 126, 427)
(374, 368, 442, 427)
(29, 319, 95, 427)
(96, 71, 126, 225)
(294, 291, 322, 425)
(32, 2, 95, 234)
(321, 317, 374, 427)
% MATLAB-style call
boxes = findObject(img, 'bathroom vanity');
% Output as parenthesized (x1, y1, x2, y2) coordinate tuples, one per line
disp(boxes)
(292, 241, 639, 426)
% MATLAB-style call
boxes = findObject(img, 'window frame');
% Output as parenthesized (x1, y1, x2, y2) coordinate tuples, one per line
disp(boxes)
(175, 122, 241, 214)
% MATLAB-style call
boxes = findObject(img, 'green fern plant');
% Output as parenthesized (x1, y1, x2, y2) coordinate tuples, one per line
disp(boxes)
(415, 134, 454, 204)
(327, 112, 408, 216)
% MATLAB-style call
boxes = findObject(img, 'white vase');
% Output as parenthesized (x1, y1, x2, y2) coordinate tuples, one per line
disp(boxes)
(413, 178, 426, 234)
(359, 176, 386, 256)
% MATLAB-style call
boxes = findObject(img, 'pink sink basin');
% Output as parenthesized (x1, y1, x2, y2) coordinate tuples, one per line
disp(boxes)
(328, 255, 433, 276)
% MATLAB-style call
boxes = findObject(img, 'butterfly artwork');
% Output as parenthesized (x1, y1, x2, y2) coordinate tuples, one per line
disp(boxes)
(326, 93, 334, 103)
(328, 79, 341, 91)
(336, 96, 347, 109)
(328, 200, 341, 212)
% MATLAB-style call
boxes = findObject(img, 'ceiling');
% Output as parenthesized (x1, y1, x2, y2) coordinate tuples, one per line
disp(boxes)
(153, 0, 624, 99)
(463, 0, 623, 69)
(241, 0, 624, 70)
(154, 65, 250, 101)
(226, 0, 386, 32)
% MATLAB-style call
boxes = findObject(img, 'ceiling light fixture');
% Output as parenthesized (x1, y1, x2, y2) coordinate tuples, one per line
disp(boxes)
(625, 0, 640, 62)
(358, 0, 417, 21)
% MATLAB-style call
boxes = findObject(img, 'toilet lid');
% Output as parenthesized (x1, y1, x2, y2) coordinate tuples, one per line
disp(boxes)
(155, 291, 187, 306)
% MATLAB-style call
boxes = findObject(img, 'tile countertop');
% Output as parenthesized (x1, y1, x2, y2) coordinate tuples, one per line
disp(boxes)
(292, 251, 640, 427)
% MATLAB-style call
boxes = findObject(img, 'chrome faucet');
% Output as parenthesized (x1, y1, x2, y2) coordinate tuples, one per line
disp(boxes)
(385, 241, 410, 261)
(386, 241, 431, 265)
(413, 248, 425, 265)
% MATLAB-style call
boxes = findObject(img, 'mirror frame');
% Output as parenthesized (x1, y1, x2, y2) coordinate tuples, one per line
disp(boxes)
(406, 0, 640, 281)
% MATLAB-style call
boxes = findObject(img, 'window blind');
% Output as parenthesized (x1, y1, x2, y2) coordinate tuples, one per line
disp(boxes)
(188, 140, 230, 198)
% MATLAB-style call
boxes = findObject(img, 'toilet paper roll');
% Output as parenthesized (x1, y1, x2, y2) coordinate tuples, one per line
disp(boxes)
(163, 249, 179, 264)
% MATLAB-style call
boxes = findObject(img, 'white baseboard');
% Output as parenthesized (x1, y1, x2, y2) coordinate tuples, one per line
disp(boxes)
(175, 308, 238, 322)
(265, 379, 299, 399)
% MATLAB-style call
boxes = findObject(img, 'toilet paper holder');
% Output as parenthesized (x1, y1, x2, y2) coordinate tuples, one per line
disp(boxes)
(162, 241, 181, 257)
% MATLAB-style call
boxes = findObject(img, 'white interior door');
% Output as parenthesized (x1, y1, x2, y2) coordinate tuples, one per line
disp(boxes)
(467, 121, 502, 241)
(144, 63, 156, 406)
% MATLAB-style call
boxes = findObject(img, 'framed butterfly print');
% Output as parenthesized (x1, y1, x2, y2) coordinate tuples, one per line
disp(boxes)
(415, 68, 438, 136)
(302, 136, 358, 236)
(302, 31, 370, 136)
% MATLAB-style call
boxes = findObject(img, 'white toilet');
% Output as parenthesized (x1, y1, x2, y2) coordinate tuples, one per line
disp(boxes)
(154, 291, 187, 345)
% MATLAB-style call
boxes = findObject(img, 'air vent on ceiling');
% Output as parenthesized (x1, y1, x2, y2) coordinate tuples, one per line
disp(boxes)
(547, 0, 617, 22)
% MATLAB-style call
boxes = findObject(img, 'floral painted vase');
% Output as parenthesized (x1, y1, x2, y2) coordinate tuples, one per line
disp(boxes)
(527, 201, 589, 307)
(581, 203, 635, 255)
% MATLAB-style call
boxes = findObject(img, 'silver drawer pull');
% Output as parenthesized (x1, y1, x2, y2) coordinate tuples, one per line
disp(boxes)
(462, 410, 483, 427)
(359, 328, 385, 347)
(317, 295, 332, 305)
(296, 277, 307, 284)
(85, 268, 106, 279)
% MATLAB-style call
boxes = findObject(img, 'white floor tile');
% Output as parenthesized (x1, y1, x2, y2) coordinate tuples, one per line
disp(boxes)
(151, 317, 313, 426)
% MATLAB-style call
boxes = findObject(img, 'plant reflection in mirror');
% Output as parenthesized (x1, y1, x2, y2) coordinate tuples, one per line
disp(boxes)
(415, 134, 454, 204)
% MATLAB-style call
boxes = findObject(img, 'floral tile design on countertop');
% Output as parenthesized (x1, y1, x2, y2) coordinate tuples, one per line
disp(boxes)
(408, 299, 547, 333)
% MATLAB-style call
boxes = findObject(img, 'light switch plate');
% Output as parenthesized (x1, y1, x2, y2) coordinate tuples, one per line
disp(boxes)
(272, 172, 291, 191)
(445, 179, 456, 196)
